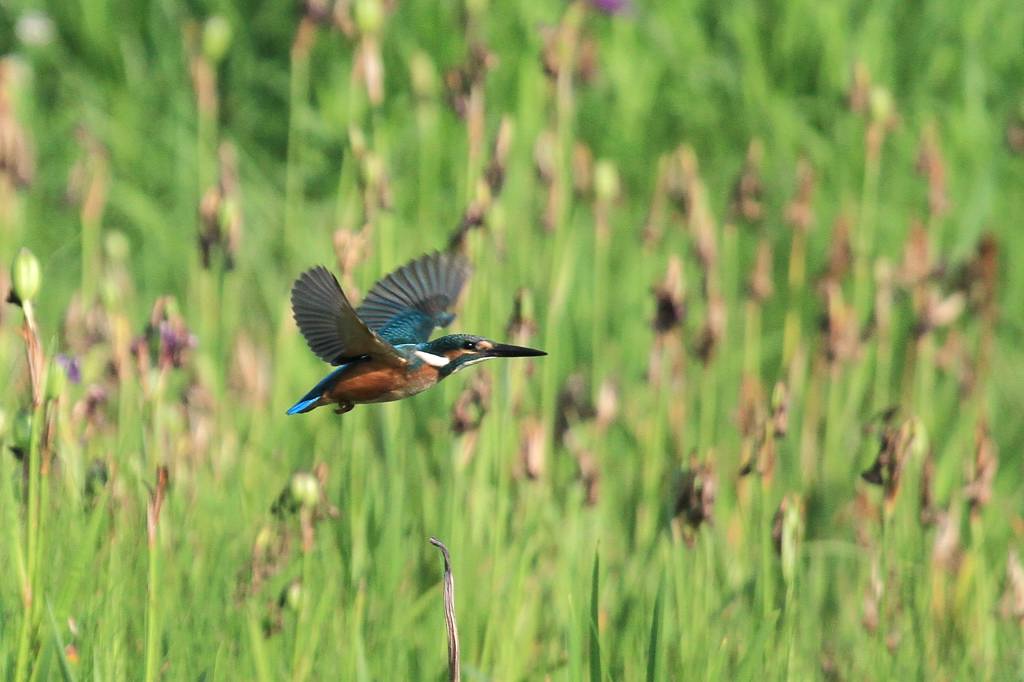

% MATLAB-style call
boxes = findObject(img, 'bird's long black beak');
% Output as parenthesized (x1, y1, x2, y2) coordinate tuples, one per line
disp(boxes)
(487, 343, 547, 358)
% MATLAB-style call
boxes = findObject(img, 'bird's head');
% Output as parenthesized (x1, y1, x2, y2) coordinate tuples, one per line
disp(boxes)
(417, 333, 546, 376)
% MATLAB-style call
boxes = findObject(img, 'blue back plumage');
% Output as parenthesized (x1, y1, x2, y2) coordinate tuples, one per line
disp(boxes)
(377, 310, 457, 346)
(356, 252, 470, 344)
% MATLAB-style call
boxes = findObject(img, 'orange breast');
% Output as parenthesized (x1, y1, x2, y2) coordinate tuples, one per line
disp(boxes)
(326, 360, 440, 404)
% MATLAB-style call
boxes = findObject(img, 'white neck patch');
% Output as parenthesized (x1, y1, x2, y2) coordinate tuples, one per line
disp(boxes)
(450, 355, 496, 374)
(415, 350, 451, 368)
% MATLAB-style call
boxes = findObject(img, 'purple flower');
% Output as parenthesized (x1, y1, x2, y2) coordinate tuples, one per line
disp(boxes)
(590, 0, 631, 14)
(158, 320, 197, 369)
(56, 353, 82, 384)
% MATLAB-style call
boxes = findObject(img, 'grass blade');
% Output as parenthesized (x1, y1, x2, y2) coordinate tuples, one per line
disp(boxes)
(646, 577, 664, 682)
(589, 549, 601, 682)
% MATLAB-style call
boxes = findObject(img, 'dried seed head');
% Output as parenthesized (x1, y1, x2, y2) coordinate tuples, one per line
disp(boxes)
(555, 373, 595, 444)
(72, 385, 109, 439)
(485, 117, 514, 195)
(898, 222, 934, 288)
(590, 0, 631, 15)
(782, 156, 815, 231)
(62, 293, 110, 355)
(0, 58, 35, 189)
(672, 455, 716, 546)
(146, 466, 169, 547)
(730, 139, 764, 224)
(784, 157, 815, 233)
(576, 35, 600, 84)
(822, 282, 860, 365)
(1008, 118, 1024, 155)
(770, 381, 789, 438)
(518, 418, 546, 480)
(694, 294, 726, 364)
(862, 560, 883, 633)
(444, 42, 495, 119)
(575, 447, 600, 506)
(651, 256, 685, 334)
(747, 238, 774, 303)
(965, 420, 997, 517)
(861, 413, 920, 509)
(303, 0, 334, 26)
(505, 288, 538, 347)
(198, 142, 243, 270)
(451, 372, 491, 434)
(935, 330, 976, 396)
(848, 61, 871, 115)
(736, 374, 765, 440)
(533, 129, 557, 185)
(999, 551, 1024, 624)
(595, 379, 619, 430)
(572, 142, 594, 196)
(823, 214, 853, 284)
(230, 334, 271, 407)
(333, 227, 369, 288)
(930, 509, 962, 574)
(915, 290, 965, 337)
(915, 125, 949, 218)
(954, 232, 998, 317)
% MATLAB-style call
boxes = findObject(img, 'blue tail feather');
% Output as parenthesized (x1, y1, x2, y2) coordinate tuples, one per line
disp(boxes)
(286, 396, 321, 415)
(286, 364, 349, 415)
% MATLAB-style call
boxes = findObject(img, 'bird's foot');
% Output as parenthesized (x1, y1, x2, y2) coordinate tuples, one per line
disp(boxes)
(334, 403, 354, 415)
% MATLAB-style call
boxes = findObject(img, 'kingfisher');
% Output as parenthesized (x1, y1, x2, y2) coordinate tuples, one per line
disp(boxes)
(287, 251, 546, 415)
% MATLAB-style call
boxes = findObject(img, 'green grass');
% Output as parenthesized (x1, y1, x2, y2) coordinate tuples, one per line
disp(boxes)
(2, 0, 1024, 679)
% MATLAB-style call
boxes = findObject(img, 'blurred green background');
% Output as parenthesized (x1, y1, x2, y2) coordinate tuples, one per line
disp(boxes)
(1, 0, 1024, 679)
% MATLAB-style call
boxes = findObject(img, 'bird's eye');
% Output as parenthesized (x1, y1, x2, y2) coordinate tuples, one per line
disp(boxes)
(463, 340, 477, 350)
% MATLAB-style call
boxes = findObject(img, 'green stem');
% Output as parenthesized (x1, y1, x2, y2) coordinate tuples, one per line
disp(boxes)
(291, 521, 314, 681)
(286, 21, 315, 261)
(853, 151, 881, 319)
(14, 364, 49, 682)
(782, 230, 806, 366)
(144, 525, 161, 682)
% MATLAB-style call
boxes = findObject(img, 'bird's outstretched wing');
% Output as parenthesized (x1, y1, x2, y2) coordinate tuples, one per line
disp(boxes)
(291, 266, 407, 367)
(356, 252, 472, 345)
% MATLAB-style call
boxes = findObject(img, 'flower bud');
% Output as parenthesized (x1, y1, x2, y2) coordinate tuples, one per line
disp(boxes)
(285, 580, 303, 611)
(11, 247, 41, 304)
(289, 472, 320, 510)
(594, 160, 621, 202)
(105, 230, 130, 263)
(410, 51, 437, 99)
(355, 0, 384, 35)
(253, 525, 275, 554)
(869, 86, 893, 124)
(202, 15, 233, 64)
(781, 498, 802, 585)
(46, 356, 66, 399)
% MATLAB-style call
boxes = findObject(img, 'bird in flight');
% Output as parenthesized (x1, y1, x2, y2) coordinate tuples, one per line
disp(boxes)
(287, 251, 546, 415)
